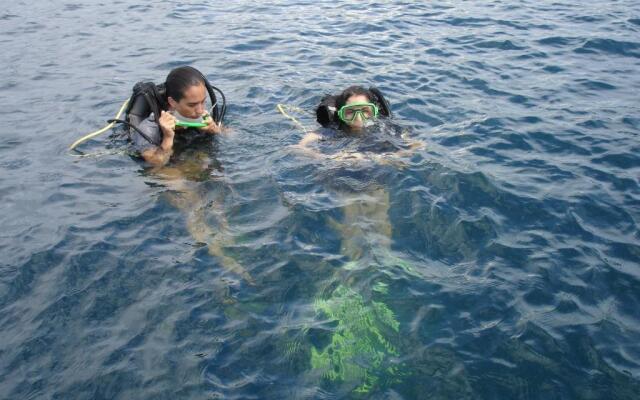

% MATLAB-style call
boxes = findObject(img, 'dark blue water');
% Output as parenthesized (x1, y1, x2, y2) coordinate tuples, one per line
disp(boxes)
(1, 1, 640, 398)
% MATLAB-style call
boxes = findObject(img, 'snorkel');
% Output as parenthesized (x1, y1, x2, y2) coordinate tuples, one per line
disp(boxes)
(175, 120, 209, 128)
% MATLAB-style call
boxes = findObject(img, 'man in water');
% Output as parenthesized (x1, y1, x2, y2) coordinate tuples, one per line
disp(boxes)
(131, 66, 223, 167)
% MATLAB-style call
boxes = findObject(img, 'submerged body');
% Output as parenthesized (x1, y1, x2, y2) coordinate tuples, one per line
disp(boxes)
(286, 86, 424, 393)
(131, 67, 250, 284)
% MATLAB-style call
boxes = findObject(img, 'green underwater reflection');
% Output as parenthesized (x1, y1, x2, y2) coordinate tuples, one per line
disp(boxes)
(310, 284, 400, 394)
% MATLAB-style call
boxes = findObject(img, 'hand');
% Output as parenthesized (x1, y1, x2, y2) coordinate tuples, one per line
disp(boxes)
(158, 110, 176, 140)
(199, 113, 222, 135)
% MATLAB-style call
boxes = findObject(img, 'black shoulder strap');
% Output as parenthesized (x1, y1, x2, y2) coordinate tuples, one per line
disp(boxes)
(197, 71, 225, 123)
(144, 91, 161, 122)
(122, 81, 165, 146)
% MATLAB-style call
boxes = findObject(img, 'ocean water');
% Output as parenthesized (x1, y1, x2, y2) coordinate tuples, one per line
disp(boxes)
(1, 0, 639, 399)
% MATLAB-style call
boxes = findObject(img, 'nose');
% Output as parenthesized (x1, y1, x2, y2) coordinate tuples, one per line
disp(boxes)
(195, 103, 205, 115)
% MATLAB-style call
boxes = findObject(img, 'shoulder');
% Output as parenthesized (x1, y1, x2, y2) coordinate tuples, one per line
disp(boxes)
(131, 113, 161, 149)
(139, 113, 158, 128)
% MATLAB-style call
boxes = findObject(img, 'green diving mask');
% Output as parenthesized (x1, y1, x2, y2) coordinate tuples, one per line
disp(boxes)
(337, 102, 379, 124)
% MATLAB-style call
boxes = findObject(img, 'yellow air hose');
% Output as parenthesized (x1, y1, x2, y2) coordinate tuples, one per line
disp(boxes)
(71, 102, 308, 153)
(276, 103, 311, 134)
(68, 98, 130, 151)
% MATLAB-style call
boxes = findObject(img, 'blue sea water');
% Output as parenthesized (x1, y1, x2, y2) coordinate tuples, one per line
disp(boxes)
(1, 0, 640, 398)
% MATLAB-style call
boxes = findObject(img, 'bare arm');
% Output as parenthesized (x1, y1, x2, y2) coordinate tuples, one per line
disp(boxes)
(299, 131, 321, 147)
(141, 136, 174, 167)
(396, 139, 425, 156)
(141, 111, 176, 167)
(288, 131, 324, 159)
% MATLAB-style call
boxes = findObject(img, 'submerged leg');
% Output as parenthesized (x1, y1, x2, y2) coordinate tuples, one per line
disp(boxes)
(334, 186, 392, 262)
(157, 166, 254, 284)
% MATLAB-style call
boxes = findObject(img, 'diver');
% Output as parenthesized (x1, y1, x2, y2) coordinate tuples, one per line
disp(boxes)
(125, 67, 251, 285)
(126, 66, 227, 167)
(284, 85, 428, 263)
(280, 86, 425, 393)
(297, 85, 388, 147)
(291, 85, 423, 163)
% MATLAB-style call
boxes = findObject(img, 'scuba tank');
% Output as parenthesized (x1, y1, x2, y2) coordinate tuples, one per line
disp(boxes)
(316, 86, 392, 128)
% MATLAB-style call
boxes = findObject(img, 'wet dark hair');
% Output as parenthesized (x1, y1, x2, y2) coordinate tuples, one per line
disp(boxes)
(335, 85, 374, 111)
(165, 66, 205, 102)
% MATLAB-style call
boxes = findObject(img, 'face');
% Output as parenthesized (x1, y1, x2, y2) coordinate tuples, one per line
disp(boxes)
(168, 83, 207, 119)
(343, 94, 373, 130)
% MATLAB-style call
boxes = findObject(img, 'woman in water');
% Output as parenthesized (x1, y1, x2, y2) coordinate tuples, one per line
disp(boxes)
(286, 86, 424, 393)
(132, 66, 252, 285)
(292, 85, 422, 262)
(299, 85, 378, 143)
(131, 66, 224, 167)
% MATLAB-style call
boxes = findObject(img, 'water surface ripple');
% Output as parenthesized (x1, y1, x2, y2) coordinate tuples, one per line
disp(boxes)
(1, 1, 639, 399)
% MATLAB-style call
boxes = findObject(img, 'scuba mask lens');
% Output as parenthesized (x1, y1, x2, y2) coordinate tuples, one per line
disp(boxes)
(337, 102, 379, 123)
